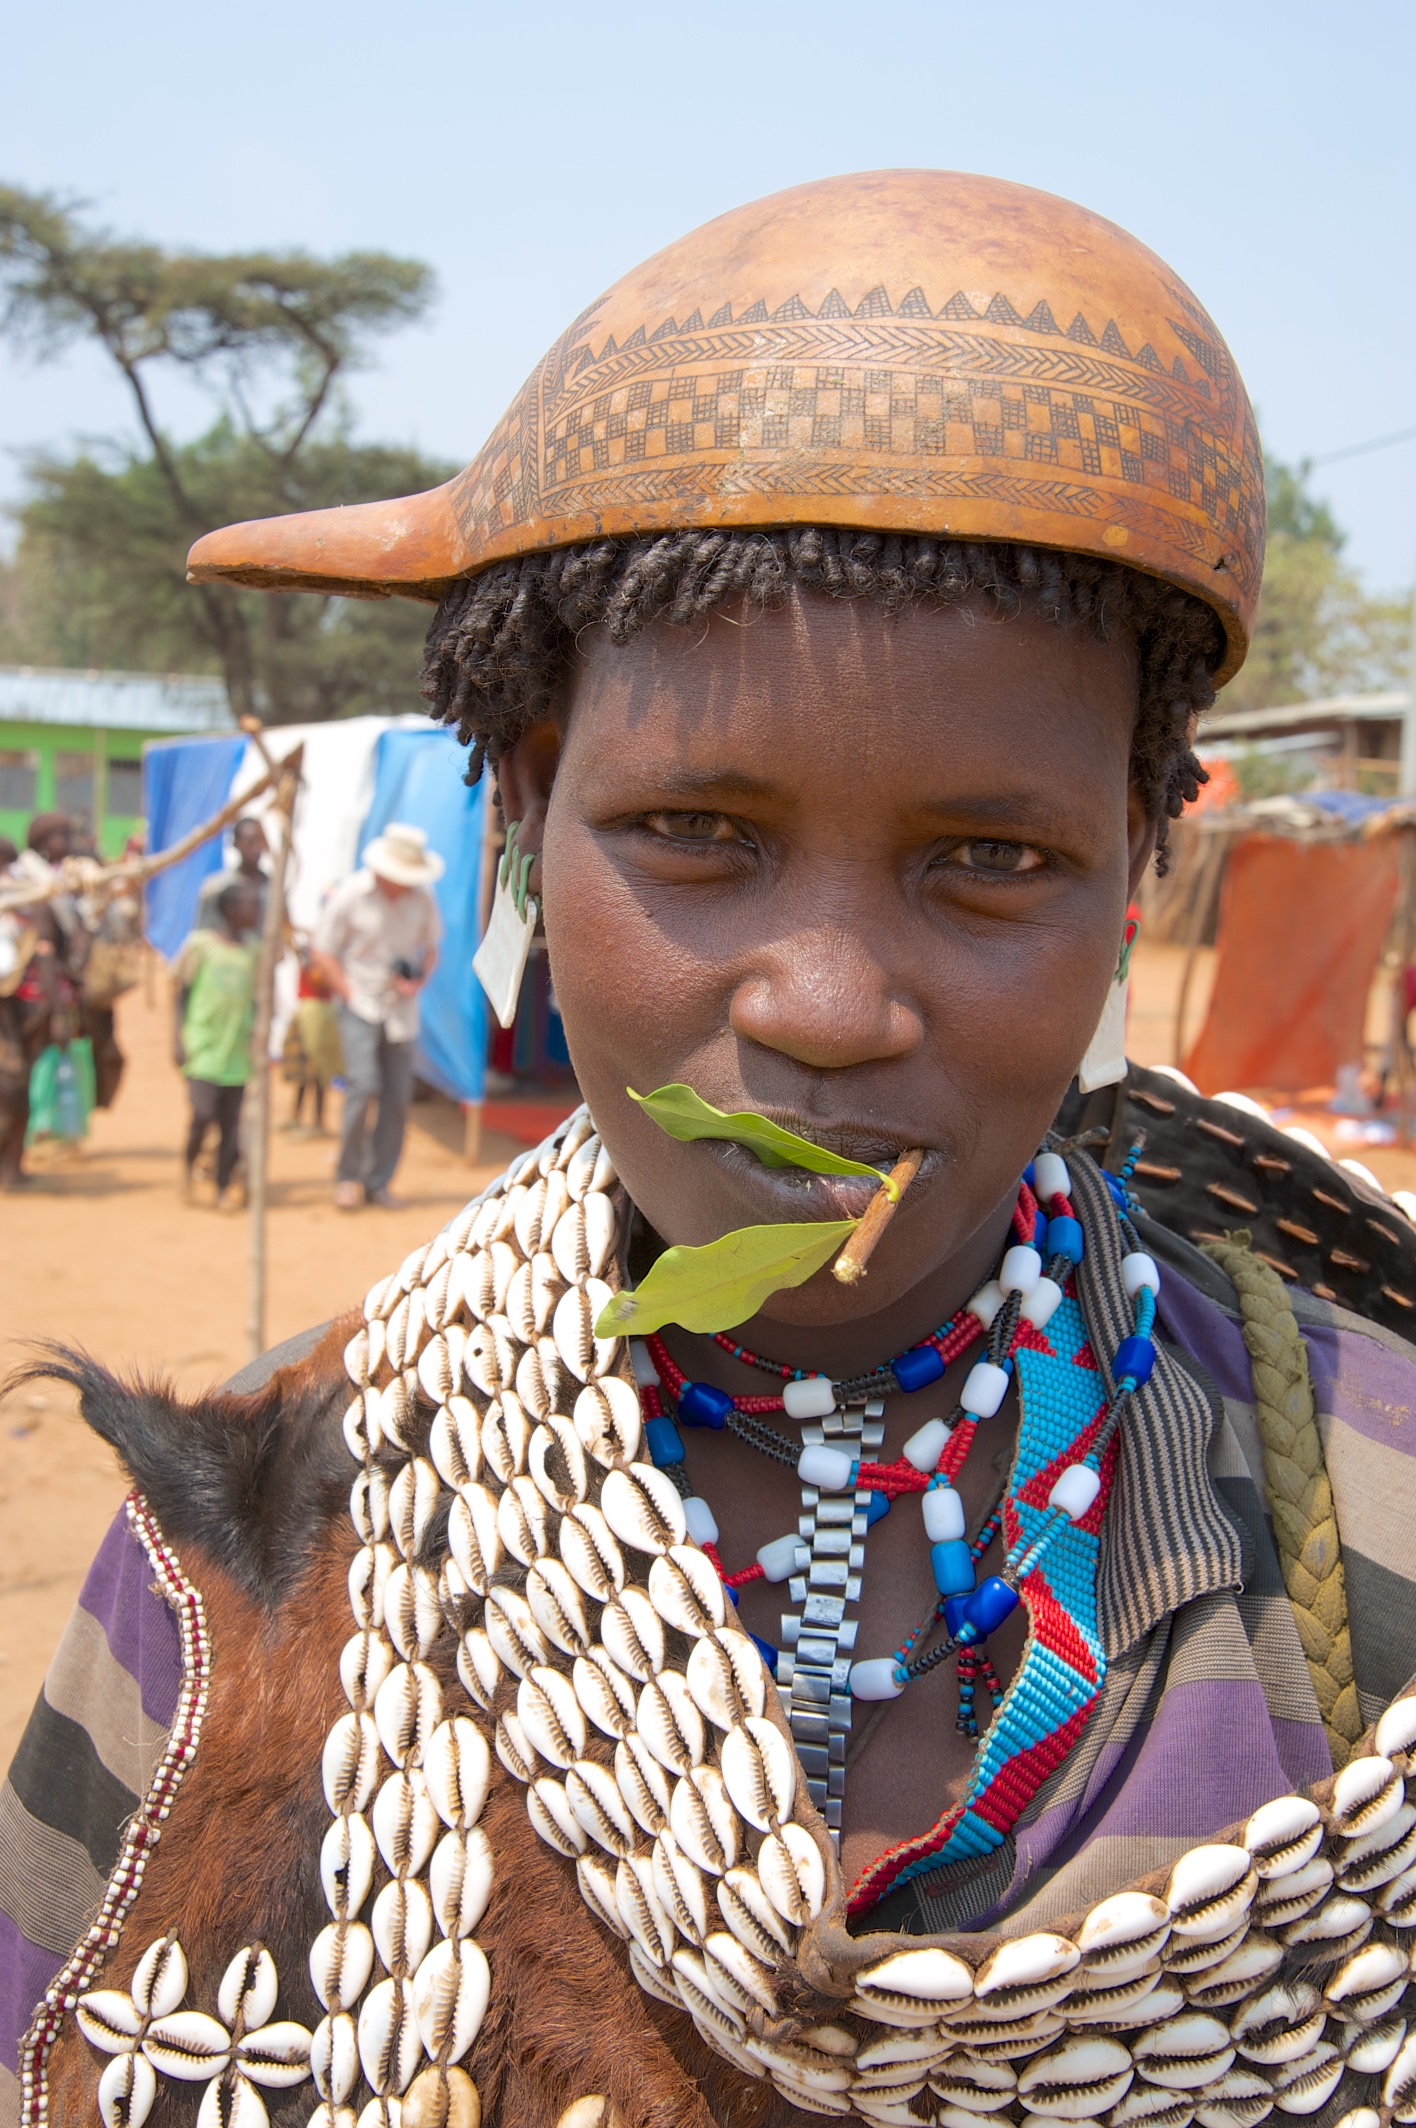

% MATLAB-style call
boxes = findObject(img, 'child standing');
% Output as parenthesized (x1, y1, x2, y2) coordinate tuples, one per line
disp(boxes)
(172, 878, 260, 1210)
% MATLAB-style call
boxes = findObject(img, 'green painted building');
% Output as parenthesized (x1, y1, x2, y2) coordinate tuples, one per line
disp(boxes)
(0, 665, 233, 858)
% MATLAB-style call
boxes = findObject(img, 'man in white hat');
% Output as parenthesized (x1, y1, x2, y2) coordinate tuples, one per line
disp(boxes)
(311, 822, 443, 1209)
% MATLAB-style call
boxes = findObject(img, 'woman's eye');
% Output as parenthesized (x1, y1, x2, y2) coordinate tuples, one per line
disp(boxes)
(944, 839, 1046, 875)
(642, 811, 750, 846)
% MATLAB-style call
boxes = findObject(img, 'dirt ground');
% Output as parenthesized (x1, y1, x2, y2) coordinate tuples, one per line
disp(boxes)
(4, 942, 1416, 1766)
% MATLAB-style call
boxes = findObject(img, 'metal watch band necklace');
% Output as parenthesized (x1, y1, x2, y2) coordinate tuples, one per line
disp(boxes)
(625, 1151, 1161, 1851)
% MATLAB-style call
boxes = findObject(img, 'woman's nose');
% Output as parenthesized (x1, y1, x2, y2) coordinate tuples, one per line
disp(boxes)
(727, 921, 924, 1071)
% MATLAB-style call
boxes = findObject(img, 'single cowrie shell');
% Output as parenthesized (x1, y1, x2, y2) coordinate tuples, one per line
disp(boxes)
(757, 1822, 827, 1925)
(670, 1763, 742, 1875)
(1231, 1980, 1324, 2064)
(637, 1671, 707, 1776)
(364, 1272, 397, 1323)
(1277, 1889, 1372, 1949)
(126, 1935, 190, 2020)
(340, 1628, 396, 1712)
(448, 1483, 504, 1594)
(1164, 1845, 1257, 1940)
(430, 1395, 484, 1490)
(377, 1370, 419, 1454)
(309, 1923, 375, 2014)
(372, 1875, 434, 1979)
(1324, 1939, 1408, 2012)
(429, 1823, 493, 1943)
(348, 1542, 395, 1632)
(1376, 1695, 1416, 1763)
(942, 2008, 1065, 2054)
(456, 1627, 501, 1711)
(310, 2010, 360, 2104)
(653, 1828, 711, 1942)
(1064, 1963, 1167, 2023)
(531, 1250, 564, 1332)
(553, 1280, 619, 1384)
(1344, 2021, 1406, 2077)
(1161, 1919, 1249, 1977)
(573, 1378, 643, 1470)
(552, 1193, 618, 1283)
(553, 1106, 596, 1166)
(397, 1240, 433, 1294)
(573, 1648, 639, 1741)
(410, 1937, 490, 2065)
(1328, 1754, 1405, 1840)
(504, 1260, 539, 1345)
(76, 1988, 146, 2053)
(423, 1253, 455, 1333)
(672, 1946, 747, 2035)
(519, 1666, 588, 1770)
(344, 1392, 378, 1462)
(600, 1463, 687, 1556)
(685, 1626, 766, 1729)
(1017, 2035, 1134, 2117)
(323, 1711, 381, 1814)
(617, 1851, 676, 1966)
(1181, 1933, 1284, 2008)
(364, 1314, 390, 1381)
(389, 1458, 442, 1562)
(345, 1326, 373, 1389)
(560, 1502, 626, 1601)
(466, 1316, 518, 1397)
(385, 1293, 413, 1374)
(577, 1851, 630, 1940)
(1130, 2011, 1235, 2089)
(1385, 2030, 1416, 2113)
(423, 1716, 491, 1831)
(497, 1472, 551, 1566)
(718, 1867, 792, 1958)
(528, 1415, 589, 1513)
(517, 1338, 564, 1422)
(526, 1556, 593, 1657)
(518, 1170, 571, 1257)
(599, 1585, 666, 1681)
(975, 1933, 1081, 2002)
(1189, 2067, 1274, 2128)
(567, 1757, 639, 1857)
(1243, 1793, 1324, 1880)
(1376, 1861, 1416, 1922)
(719, 1716, 796, 1832)
(1075, 1892, 1171, 1976)
(1268, 2041, 1343, 2114)
(481, 1392, 533, 1482)
(1255, 1854, 1334, 1925)
(855, 2031, 950, 2072)
(1338, 1800, 1416, 1891)
(358, 1974, 423, 2097)
(384, 1559, 443, 1659)
(488, 1236, 520, 1309)
(566, 1134, 607, 1202)
(372, 1768, 440, 1878)
(321, 1811, 377, 1922)
(528, 1774, 587, 1855)
(449, 1247, 494, 1324)
(417, 1329, 462, 1407)
(930, 2052, 1018, 2099)
(1107, 2083, 1197, 2127)
(373, 1660, 443, 1769)
(495, 1709, 540, 1784)
(703, 1928, 780, 2016)
(615, 1731, 674, 1835)
(440, 1548, 476, 1633)
(651, 1547, 728, 1642)
(484, 1585, 551, 1678)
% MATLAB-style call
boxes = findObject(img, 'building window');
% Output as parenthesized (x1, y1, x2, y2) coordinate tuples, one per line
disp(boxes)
(107, 758, 144, 818)
(0, 751, 37, 811)
(55, 751, 95, 824)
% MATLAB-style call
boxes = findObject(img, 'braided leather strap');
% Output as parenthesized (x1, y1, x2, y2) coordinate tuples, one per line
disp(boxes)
(1201, 1233, 1363, 1767)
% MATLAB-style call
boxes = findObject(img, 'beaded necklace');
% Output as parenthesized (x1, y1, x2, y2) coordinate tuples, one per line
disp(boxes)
(626, 1149, 1161, 1869)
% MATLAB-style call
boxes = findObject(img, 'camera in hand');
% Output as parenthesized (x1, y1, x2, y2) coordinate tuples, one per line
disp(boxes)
(391, 956, 423, 982)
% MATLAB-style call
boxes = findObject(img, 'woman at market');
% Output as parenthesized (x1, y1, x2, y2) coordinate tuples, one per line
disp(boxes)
(6, 171, 1416, 2128)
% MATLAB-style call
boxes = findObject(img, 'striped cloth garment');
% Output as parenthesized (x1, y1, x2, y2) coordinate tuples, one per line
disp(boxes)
(3, 1221, 1415, 2099)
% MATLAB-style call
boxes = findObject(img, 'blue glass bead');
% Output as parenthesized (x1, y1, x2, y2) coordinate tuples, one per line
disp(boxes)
(749, 1632, 778, 1676)
(679, 1381, 733, 1428)
(931, 1540, 976, 1597)
(1033, 1209, 1049, 1249)
(1023, 1160, 1036, 1188)
(1046, 1215, 1084, 1264)
(893, 1343, 946, 1392)
(943, 1595, 971, 1638)
(864, 1490, 891, 1527)
(1114, 1335, 1155, 1387)
(1103, 1171, 1130, 1210)
(645, 1416, 685, 1467)
(963, 1576, 1021, 1636)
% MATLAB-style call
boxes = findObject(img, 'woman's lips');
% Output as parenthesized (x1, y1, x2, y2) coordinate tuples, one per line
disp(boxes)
(697, 1139, 938, 1224)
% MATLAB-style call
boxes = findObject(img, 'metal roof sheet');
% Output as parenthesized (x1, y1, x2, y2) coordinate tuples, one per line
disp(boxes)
(0, 664, 233, 735)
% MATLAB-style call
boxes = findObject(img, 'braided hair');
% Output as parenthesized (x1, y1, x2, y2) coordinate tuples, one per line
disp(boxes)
(421, 527, 1222, 869)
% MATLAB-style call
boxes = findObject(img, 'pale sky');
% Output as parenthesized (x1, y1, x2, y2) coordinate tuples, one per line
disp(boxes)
(3, 0, 1414, 591)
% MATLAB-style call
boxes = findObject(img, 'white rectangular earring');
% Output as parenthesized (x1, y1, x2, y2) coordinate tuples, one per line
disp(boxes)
(473, 820, 539, 1030)
(1078, 916, 1138, 1093)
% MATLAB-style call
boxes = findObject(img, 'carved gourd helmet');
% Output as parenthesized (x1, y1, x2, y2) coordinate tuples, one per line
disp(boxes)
(187, 168, 1264, 682)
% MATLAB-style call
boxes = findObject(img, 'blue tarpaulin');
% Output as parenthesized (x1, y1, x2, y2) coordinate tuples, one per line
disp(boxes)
(142, 734, 247, 960)
(359, 726, 488, 1106)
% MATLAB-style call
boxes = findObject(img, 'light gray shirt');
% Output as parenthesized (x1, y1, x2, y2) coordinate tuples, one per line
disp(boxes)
(313, 868, 441, 1043)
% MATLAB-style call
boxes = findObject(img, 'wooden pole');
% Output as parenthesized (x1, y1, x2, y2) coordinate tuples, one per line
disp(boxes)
(246, 748, 303, 1361)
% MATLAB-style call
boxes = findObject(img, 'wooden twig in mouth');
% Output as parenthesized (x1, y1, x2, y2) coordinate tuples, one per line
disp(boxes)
(831, 1148, 925, 1285)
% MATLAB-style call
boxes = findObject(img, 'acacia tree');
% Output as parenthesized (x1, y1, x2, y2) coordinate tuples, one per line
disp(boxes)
(0, 185, 446, 720)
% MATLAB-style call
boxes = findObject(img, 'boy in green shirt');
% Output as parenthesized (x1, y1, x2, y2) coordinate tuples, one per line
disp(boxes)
(172, 879, 260, 1209)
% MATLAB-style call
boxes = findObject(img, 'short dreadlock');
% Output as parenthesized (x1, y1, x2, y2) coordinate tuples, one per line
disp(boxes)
(421, 527, 1221, 867)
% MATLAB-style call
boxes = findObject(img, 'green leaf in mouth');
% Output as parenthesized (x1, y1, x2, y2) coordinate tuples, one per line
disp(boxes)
(628, 1082, 898, 1197)
(594, 1218, 859, 1338)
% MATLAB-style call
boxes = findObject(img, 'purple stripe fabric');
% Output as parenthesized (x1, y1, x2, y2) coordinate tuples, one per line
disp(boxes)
(1157, 1272, 1253, 1399)
(0, 1912, 74, 2076)
(1304, 1319, 1416, 1452)
(77, 1511, 182, 1729)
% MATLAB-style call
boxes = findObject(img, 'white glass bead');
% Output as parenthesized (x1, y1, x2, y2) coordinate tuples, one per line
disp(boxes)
(757, 1533, 808, 1583)
(966, 1280, 1005, 1330)
(850, 1658, 905, 1702)
(921, 1487, 966, 1543)
(782, 1375, 837, 1421)
(999, 1245, 1042, 1296)
(1033, 1152, 1072, 1203)
(1049, 1464, 1102, 1520)
(630, 1340, 660, 1388)
(798, 1444, 855, 1492)
(1120, 1252, 1161, 1299)
(961, 1361, 1009, 1419)
(902, 1416, 949, 1474)
(1020, 1277, 1063, 1329)
(683, 1496, 719, 1547)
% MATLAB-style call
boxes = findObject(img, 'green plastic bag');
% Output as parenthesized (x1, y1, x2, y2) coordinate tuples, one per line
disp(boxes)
(27, 1037, 96, 1143)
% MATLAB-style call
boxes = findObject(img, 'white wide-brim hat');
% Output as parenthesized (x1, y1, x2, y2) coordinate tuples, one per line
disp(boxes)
(364, 822, 445, 888)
